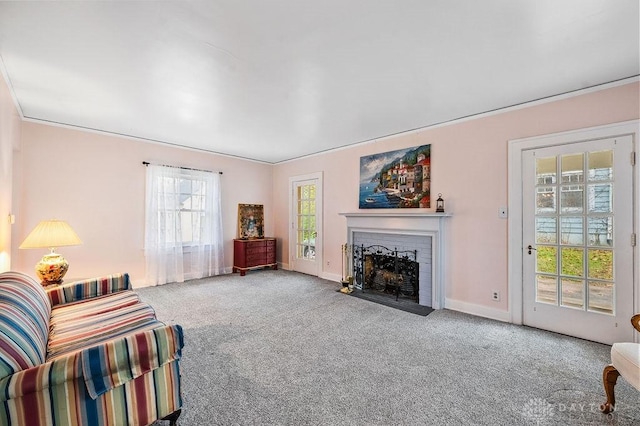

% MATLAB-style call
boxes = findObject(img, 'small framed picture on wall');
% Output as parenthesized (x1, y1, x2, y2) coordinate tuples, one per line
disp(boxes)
(237, 204, 264, 239)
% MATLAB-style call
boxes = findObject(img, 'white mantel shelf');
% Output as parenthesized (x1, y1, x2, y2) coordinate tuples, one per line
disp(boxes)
(339, 211, 452, 218)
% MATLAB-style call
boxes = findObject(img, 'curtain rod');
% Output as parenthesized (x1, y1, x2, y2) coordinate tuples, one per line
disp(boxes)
(142, 161, 223, 175)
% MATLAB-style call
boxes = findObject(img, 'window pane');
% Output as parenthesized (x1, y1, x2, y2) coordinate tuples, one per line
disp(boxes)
(588, 217, 613, 246)
(588, 281, 613, 314)
(536, 187, 556, 213)
(588, 150, 613, 182)
(536, 217, 556, 243)
(179, 178, 191, 195)
(561, 247, 584, 277)
(536, 246, 556, 274)
(588, 184, 612, 213)
(536, 156, 556, 184)
(560, 217, 583, 245)
(181, 212, 193, 243)
(561, 153, 584, 183)
(560, 185, 583, 213)
(536, 275, 557, 304)
(561, 278, 584, 308)
(588, 249, 613, 280)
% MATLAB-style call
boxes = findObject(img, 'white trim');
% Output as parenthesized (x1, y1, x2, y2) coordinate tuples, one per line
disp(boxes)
(288, 172, 324, 276)
(445, 298, 511, 323)
(508, 119, 640, 331)
(320, 271, 342, 283)
(0, 55, 24, 119)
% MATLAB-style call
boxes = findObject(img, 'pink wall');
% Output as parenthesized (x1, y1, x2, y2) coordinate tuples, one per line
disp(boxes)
(13, 122, 273, 286)
(0, 71, 21, 272)
(6, 79, 639, 314)
(273, 82, 640, 314)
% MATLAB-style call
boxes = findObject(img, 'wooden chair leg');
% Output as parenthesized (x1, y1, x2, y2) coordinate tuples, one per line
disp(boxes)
(600, 365, 620, 414)
(162, 409, 182, 426)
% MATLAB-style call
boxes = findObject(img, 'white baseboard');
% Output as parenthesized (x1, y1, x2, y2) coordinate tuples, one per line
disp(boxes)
(444, 298, 511, 323)
(277, 262, 342, 284)
(319, 271, 342, 283)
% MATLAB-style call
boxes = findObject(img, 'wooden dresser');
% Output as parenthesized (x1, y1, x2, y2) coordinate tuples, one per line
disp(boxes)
(233, 238, 277, 276)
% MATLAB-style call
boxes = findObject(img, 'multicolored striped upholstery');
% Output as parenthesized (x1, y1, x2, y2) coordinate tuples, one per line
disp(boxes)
(48, 291, 161, 359)
(82, 325, 183, 398)
(0, 271, 184, 425)
(46, 272, 132, 306)
(0, 272, 51, 379)
(0, 353, 182, 425)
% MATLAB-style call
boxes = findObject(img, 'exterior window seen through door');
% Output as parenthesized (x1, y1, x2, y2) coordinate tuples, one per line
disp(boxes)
(534, 150, 615, 314)
(296, 183, 316, 260)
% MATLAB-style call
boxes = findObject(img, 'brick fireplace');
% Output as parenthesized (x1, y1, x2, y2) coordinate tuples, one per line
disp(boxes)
(340, 211, 451, 309)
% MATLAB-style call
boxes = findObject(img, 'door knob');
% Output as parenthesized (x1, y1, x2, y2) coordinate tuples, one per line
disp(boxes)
(527, 244, 537, 255)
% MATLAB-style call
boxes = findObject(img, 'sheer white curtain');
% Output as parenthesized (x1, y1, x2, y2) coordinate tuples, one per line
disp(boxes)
(144, 164, 224, 286)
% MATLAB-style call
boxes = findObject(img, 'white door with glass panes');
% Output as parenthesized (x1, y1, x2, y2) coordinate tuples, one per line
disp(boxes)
(522, 136, 634, 345)
(289, 173, 322, 276)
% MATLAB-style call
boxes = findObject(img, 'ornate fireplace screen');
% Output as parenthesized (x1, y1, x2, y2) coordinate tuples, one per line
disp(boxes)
(352, 244, 419, 301)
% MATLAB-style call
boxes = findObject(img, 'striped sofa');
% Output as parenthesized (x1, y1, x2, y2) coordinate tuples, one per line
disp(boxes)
(0, 271, 184, 426)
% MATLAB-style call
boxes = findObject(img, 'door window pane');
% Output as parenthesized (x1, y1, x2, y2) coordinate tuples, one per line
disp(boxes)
(536, 246, 556, 274)
(588, 150, 613, 181)
(536, 187, 556, 213)
(536, 217, 556, 244)
(536, 157, 556, 184)
(588, 184, 612, 213)
(561, 247, 584, 277)
(560, 217, 583, 245)
(561, 278, 584, 308)
(296, 183, 317, 261)
(536, 275, 557, 304)
(588, 281, 613, 314)
(588, 249, 613, 280)
(588, 217, 613, 246)
(560, 185, 583, 213)
(561, 153, 584, 183)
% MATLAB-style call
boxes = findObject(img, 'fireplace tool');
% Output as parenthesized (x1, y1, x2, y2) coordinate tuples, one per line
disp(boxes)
(340, 243, 354, 293)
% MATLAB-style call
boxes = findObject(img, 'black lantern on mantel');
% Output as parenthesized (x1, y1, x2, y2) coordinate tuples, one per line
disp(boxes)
(436, 193, 445, 213)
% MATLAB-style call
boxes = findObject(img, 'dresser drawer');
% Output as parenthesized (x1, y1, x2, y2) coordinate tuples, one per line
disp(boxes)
(233, 238, 277, 276)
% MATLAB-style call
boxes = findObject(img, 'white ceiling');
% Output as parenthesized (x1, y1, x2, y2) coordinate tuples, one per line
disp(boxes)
(0, 1, 638, 163)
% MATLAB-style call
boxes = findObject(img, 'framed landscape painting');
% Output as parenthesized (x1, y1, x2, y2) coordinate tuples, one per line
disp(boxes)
(359, 144, 431, 209)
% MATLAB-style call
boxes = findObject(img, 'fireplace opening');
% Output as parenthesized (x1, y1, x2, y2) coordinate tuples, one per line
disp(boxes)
(353, 244, 419, 302)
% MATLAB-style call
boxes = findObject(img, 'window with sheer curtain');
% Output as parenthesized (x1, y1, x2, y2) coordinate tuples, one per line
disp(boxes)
(144, 164, 224, 286)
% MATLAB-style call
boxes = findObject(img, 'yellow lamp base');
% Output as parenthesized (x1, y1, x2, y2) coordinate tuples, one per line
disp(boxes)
(35, 252, 69, 286)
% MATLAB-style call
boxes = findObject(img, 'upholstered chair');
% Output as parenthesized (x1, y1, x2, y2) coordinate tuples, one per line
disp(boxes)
(601, 314, 640, 414)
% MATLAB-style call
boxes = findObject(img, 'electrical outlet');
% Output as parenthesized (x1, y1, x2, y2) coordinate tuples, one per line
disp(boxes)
(491, 290, 500, 301)
(326, 261, 330, 267)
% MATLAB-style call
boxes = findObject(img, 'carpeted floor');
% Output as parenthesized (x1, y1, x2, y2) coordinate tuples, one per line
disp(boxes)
(137, 269, 639, 425)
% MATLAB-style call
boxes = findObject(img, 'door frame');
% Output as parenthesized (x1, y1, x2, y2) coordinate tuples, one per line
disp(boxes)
(508, 120, 639, 333)
(288, 171, 323, 276)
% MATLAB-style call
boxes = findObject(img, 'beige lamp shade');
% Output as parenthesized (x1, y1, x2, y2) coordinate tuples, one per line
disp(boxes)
(19, 220, 83, 249)
(19, 220, 82, 286)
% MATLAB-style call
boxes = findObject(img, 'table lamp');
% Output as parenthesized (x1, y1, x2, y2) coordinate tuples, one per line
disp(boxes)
(19, 219, 83, 286)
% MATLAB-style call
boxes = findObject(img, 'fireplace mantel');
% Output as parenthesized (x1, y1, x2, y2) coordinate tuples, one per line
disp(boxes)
(339, 211, 452, 218)
(340, 210, 451, 309)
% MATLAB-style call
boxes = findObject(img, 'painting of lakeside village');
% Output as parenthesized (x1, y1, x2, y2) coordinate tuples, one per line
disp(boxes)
(359, 144, 431, 209)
